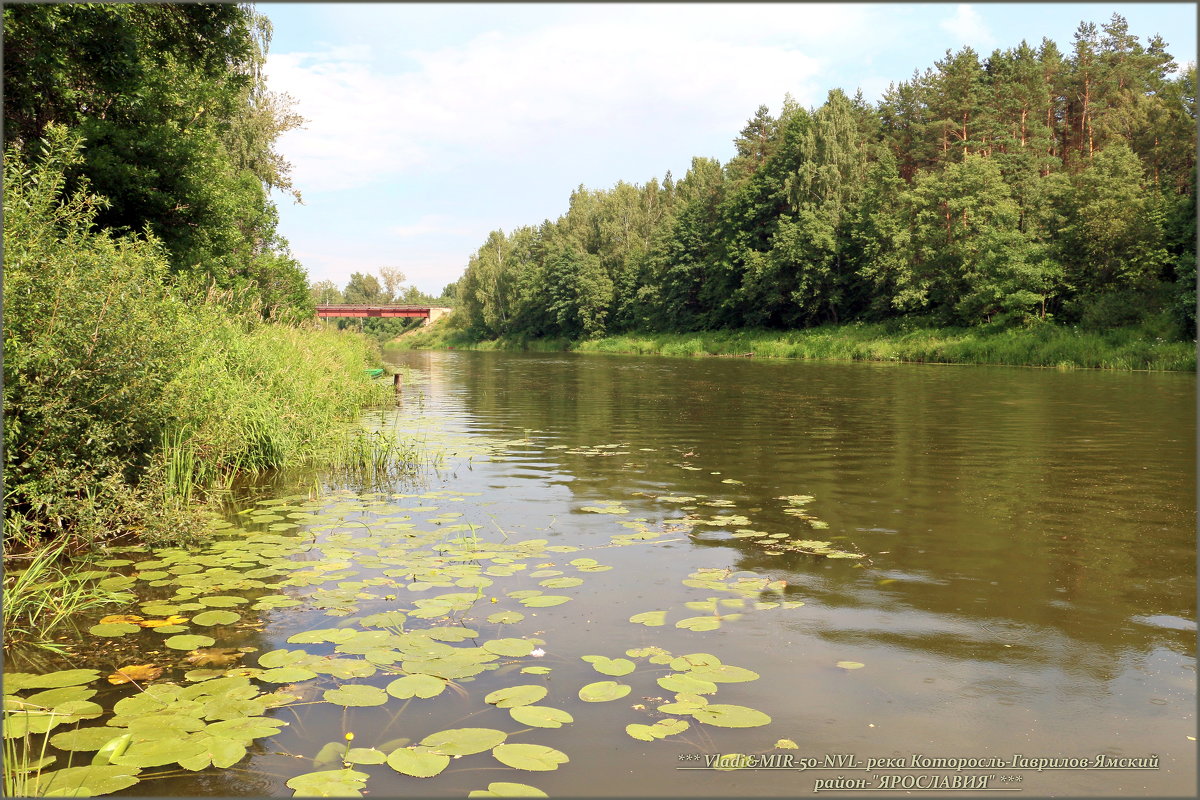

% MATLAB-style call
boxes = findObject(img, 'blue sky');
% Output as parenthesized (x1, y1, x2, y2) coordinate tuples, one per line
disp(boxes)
(261, 3, 1197, 295)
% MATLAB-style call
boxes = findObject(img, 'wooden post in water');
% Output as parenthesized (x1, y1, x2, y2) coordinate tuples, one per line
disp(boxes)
(393, 372, 402, 394)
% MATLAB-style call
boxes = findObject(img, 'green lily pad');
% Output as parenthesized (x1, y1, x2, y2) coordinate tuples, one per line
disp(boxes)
(191, 610, 241, 626)
(508, 705, 573, 728)
(288, 628, 357, 645)
(657, 673, 718, 695)
(581, 656, 635, 677)
(323, 685, 388, 707)
(518, 595, 570, 608)
(285, 768, 369, 797)
(482, 638, 535, 657)
(538, 577, 583, 589)
(111, 737, 209, 768)
(628, 611, 666, 626)
(468, 782, 549, 798)
(520, 666, 552, 675)
(386, 674, 446, 699)
(198, 595, 249, 607)
(29, 764, 141, 796)
(205, 716, 287, 740)
(487, 611, 525, 624)
(259, 667, 320, 683)
(689, 665, 760, 683)
(344, 748, 387, 765)
(483, 685, 546, 708)
(775, 738, 799, 749)
(419, 727, 507, 756)
(49, 726, 129, 752)
(386, 747, 450, 778)
(25, 687, 96, 708)
(491, 743, 569, 771)
(164, 634, 217, 650)
(176, 735, 247, 771)
(690, 703, 772, 728)
(10, 669, 99, 690)
(578, 681, 631, 702)
(88, 623, 140, 637)
(836, 661, 865, 670)
(675, 616, 721, 632)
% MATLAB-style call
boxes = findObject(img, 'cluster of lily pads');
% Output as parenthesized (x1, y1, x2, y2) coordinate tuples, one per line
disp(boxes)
(4, 410, 874, 798)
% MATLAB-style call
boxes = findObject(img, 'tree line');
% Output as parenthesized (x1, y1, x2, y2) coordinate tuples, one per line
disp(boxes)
(450, 16, 1196, 341)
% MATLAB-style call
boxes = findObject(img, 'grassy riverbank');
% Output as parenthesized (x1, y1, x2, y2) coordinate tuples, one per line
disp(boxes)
(3, 131, 394, 555)
(390, 315, 1195, 371)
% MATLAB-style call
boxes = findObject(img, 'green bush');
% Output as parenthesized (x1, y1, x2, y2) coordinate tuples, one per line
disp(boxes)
(3, 127, 389, 551)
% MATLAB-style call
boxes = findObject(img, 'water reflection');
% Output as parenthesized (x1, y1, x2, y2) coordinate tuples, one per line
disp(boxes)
(385, 349, 1195, 795)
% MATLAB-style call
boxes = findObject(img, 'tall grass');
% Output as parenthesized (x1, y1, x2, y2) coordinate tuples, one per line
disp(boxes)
(2, 540, 134, 650)
(405, 320, 1193, 371)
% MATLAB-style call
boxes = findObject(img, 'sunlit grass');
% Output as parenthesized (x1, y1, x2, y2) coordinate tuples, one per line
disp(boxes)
(420, 321, 1195, 371)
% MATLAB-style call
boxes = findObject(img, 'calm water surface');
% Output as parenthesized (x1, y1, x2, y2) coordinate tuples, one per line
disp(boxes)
(16, 350, 1194, 797)
(372, 350, 1195, 797)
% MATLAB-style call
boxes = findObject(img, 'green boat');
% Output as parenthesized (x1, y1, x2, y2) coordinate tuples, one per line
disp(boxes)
(365, 368, 385, 378)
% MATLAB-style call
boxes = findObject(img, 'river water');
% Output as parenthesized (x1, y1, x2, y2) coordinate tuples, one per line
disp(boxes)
(377, 349, 1195, 796)
(8, 349, 1195, 797)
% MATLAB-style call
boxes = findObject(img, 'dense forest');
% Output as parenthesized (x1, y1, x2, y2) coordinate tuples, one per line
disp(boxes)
(450, 16, 1197, 342)
(4, 2, 311, 317)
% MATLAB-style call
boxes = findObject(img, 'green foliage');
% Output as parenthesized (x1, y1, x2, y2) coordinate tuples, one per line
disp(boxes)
(442, 15, 1193, 349)
(3, 2, 308, 318)
(3, 129, 389, 552)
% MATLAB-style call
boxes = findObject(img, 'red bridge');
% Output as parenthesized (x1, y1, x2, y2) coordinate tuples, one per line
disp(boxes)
(315, 305, 451, 324)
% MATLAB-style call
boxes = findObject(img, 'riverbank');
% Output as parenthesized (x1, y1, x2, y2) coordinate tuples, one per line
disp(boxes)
(3, 134, 395, 556)
(388, 317, 1196, 372)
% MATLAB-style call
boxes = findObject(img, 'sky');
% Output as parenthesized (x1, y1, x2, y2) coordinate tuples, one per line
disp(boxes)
(260, 2, 1198, 296)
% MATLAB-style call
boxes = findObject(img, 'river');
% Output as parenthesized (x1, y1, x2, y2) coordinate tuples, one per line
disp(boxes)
(6, 350, 1194, 797)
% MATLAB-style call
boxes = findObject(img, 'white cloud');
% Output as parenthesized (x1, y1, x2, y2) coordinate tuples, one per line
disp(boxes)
(265, 8, 841, 194)
(939, 5, 995, 51)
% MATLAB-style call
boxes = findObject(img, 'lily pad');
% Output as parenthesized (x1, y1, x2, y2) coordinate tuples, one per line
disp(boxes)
(628, 611, 666, 627)
(285, 769, 369, 797)
(657, 673, 718, 695)
(518, 595, 570, 608)
(468, 782, 549, 798)
(419, 727, 507, 756)
(487, 611, 525, 624)
(259, 667, 320, 683)
(507, 705, 573, 728)
(385, 675, 446, 700)
(482, 638, 535, 657)
(690, 703, 772, 728)
(581, 656, 635, 677)
(483, 685, 547, 708)
(491, 743, 569, 772)
(12, 669, 100, 690)
(386, 747, 450, 778)
(578, 681, 631, 702)
(191, 610, 241, 626)
(48, 726, 129, 752)
(164, 634, 217, 650)
(29, 764, 141, 796)
(836, 661, 865, 670)
(323, 685, 388, 707)
(88, 623, 140, 637)
(675, 616, 721, 632)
